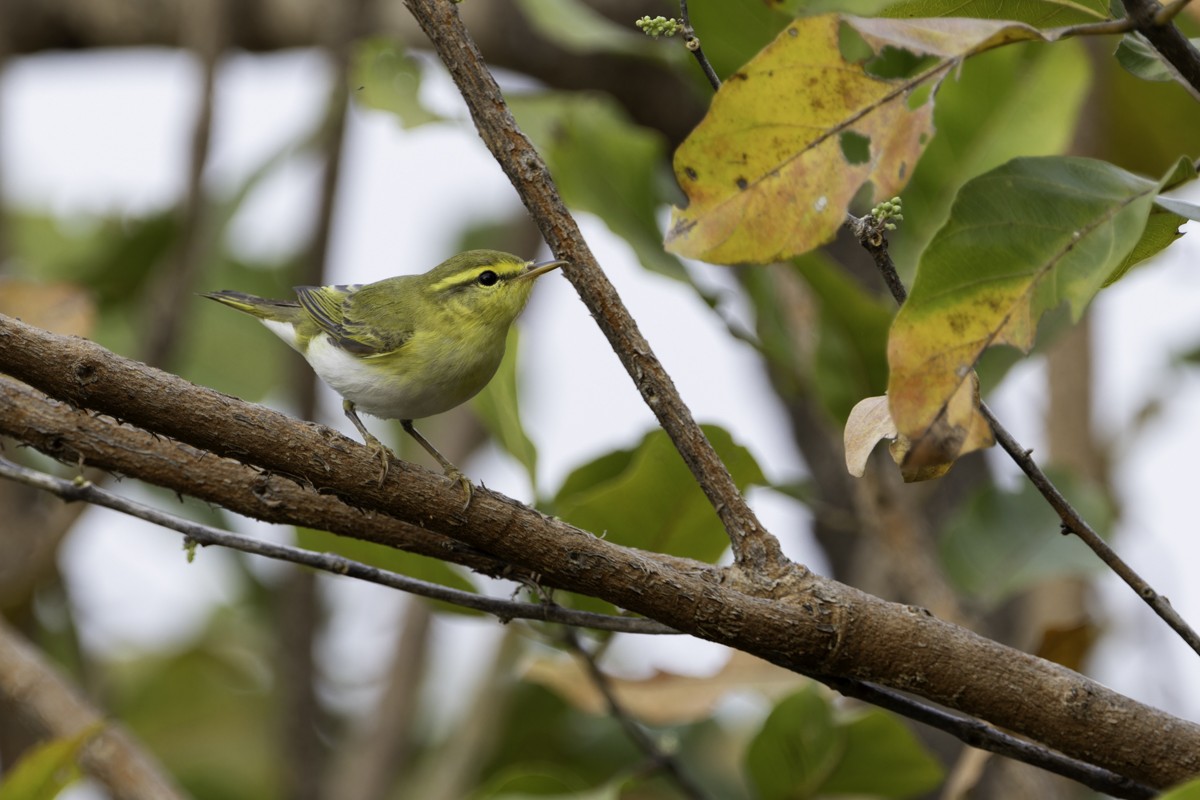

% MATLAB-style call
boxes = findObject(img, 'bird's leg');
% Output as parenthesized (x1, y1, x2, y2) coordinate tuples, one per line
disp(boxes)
(343, 399, 392, 487)
(401, 419, 473, 510)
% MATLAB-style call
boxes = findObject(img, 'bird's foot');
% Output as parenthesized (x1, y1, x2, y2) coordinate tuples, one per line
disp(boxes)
(444, 465, 474, 512)
(361, 432, 395, 488)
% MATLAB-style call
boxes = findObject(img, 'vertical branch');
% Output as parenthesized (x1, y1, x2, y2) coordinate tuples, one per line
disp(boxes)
(141, 0, 225, 369)
(401, 0, 787, 575)
(330, 600, 432, 800)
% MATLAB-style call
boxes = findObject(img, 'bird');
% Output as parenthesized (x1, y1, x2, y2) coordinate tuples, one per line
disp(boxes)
(202, 249, 566, 506)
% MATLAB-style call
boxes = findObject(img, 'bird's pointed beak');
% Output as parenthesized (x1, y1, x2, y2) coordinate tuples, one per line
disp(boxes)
(519, 258, 569, 281)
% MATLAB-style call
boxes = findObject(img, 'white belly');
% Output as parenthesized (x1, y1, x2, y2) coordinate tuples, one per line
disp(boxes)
(266, 322, 500, 421)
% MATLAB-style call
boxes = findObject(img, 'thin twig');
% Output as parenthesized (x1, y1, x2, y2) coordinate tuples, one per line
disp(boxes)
(846, 218, 1200, 657)
(822, 678, 1156, 800)
(980, 407, 1200, 655)
(679, 0, 721, 91)
(142, 0, 224, 368)
(845, 213, 907, 304)
(565, 631, 712, 800)
(400, 0, 786, 575)
(0, 457, 676, 635)
(1154, 0, 1193, 25)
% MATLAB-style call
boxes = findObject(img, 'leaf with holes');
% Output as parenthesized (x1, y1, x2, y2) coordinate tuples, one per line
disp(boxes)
(664, 15, 935, 264)
(887, 156, 1199, 473)
(663, 14, 1074, 264)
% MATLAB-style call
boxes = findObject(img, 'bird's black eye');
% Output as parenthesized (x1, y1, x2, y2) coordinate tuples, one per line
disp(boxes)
(477, 270, 499, 286)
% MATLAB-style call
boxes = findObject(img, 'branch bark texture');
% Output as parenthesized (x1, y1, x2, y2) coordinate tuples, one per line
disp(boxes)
(2, 315, 1199, 790)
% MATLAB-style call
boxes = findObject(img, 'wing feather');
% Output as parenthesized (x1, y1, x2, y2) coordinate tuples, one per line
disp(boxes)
(295, 283, 412, 356)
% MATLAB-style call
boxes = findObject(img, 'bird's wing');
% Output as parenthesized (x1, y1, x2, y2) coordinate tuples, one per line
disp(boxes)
(295, 283, 413, 356)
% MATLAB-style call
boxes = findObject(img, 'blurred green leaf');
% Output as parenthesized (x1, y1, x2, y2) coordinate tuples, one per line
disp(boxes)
(474, 326, 539, 484)
(108, 608, 279, 799)
(746, 687, 942, 800)
(880, 0, 1108, 24)
(939, 471, 1112, 606)
(552, 425, 764, 562)
(0, 725, 98, 800)
(745, 686, 842, 800)
(819, 709, 943, 797)
(512, 93, 686, 281)
(1115, 33, 1200, 83)
(772, 0, 902, 17)
(295, 527, 479, 614)
(1162, 777, 1200, 800)
(890, 40, 1091, 274)
(795, 253, 893, 422)
(351, 38, 441, 128)
(515, 0, 667, 59)
(183, 254, 297, 401)
(8, 211, 176, 307)
(481, 682, 641, 792)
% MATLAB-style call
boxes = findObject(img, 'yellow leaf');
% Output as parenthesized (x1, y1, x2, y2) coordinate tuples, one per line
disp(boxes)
(890, 371, 993, 481)
(665, 15, 935, 264)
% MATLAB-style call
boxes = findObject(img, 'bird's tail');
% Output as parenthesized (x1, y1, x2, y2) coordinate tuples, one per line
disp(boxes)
(201, 290, 305, 324)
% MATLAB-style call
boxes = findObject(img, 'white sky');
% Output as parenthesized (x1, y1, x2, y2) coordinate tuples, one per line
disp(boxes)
(3, 45, 1200, 754)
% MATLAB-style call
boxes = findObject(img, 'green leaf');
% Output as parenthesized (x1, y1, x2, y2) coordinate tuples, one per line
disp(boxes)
(511, 93, 686, 281)
(0, 726, 98, 800)
(745, 688, 943, 800)
(350, 38, 441, 128)
(474, 326, 538, 485)
(819, 709, 943, 797)
(939, 472, 1111, 606)
(890, 39, 1092, 276)
(552, 425, 764, 563)
(1115, 33, 1200, 83)
(109, 609, 280, 798)
(880, 0, 1108, 24)
(744, 686, 842, 800)
(795, 254, 894, 422)
(887, 156, 1195, 471)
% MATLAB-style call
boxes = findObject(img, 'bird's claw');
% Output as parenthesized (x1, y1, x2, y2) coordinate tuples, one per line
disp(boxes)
(445, 466, 474, 512)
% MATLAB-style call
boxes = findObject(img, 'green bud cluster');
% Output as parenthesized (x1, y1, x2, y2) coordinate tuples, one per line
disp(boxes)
(636, 15, 680, 38)
(871, 197, 904, 231)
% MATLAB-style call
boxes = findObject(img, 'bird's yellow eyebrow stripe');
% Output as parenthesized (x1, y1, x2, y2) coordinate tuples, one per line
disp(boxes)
(426, 263, 526, 293)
